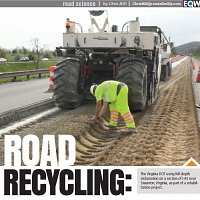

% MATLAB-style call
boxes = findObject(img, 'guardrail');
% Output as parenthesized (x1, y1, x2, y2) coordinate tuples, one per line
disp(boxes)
(0, 60, 34, 63)
(0, 69, 49, 79)
(0, 60, 58, 63)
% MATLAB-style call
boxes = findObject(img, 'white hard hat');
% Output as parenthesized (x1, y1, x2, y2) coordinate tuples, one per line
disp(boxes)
(90, 84, 97, 95)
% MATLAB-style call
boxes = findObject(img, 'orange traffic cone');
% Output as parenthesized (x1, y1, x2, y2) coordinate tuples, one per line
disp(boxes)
(48, 80, 54, 91)
(196, 67, 200, 83)
(190, 58, 195, 70)
(48, 64, 56, 92)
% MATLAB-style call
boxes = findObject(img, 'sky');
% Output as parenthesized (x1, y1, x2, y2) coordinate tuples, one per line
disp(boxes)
(0, 7, 199, 50)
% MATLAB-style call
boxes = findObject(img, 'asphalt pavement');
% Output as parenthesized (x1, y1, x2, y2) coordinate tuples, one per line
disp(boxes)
(0, 78, 52, 113)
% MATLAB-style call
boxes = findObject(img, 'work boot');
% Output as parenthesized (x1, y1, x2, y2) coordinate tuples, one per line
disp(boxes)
(100, 124, 117, 131)
(107, 124, 117, 130)
(121, 128, 135, 136)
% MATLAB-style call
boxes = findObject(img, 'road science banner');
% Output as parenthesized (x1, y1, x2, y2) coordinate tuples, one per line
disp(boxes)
(0, 0, 183, 7)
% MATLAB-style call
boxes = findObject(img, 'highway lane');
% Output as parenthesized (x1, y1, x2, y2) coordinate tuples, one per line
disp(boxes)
(0, 78, 52, 113)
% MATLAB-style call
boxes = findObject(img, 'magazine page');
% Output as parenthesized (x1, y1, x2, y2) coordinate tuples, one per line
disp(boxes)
(0, 0, 200, 199)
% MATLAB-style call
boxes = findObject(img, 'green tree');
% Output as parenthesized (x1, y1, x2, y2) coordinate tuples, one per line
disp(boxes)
(22, 46, 29, 55)
(12, 48, 18, 54)
(31, 38, 44, 69)
(43, 50, 52, 58)
(14, 54, 21, 61)
(0, 48, 6, 58)
(52, 50, 57, 57)
(28, 53, 35, 61)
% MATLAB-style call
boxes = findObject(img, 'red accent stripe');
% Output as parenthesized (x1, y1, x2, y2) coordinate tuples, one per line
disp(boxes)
(110, 118, 118, 122)
(122, 112, 131, 118)
(124, 116, 132, 121)
(111, 112, 119, 116)
(110, 110, 119, 112)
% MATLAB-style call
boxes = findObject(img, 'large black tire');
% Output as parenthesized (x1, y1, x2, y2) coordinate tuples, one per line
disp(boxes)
(116, 58, 147, 111)
(168, 62, 172, 77)
(53, 59, 84, 109)
(160, 64, 169, 81)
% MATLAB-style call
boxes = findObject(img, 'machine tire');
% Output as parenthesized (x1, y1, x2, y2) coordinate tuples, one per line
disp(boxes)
(116, 58, 147, 111)
(160, 64, 169, 81)
(53, 59, 84, 109)
(168, 62, 172, 77)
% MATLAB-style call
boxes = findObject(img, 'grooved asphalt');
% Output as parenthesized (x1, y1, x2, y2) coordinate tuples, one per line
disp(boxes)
(0, 78, 52, 113)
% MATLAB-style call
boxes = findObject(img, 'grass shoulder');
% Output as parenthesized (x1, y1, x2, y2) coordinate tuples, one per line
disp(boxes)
(0, 61, 57, 72)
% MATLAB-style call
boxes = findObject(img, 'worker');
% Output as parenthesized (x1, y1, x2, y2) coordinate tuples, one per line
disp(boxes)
(90, 80, 136, 134)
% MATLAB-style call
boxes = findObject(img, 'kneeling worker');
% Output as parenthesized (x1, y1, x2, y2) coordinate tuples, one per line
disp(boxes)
(90, 80, 136, 133)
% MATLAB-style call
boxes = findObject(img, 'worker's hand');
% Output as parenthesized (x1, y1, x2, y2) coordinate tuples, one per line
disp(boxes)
(90, 115, 98, 122)
(98, 117, 104, 123)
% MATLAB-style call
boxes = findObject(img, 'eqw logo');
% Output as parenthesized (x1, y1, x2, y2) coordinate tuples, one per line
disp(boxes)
(183, 0, 200, 7)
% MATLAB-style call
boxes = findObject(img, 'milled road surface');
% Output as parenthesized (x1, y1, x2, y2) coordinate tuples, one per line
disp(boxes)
(0, 78, 52, 113)
(0, 58, 199, 166)
(192, 58, 200, 127)
(100, 59, 200, 166)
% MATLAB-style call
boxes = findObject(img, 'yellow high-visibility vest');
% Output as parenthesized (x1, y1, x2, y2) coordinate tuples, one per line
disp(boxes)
(95, 80, 121, 103)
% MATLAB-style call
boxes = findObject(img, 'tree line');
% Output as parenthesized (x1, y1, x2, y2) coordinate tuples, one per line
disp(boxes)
(0, 38, 58, 69)
(0, 47, 57, 61)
